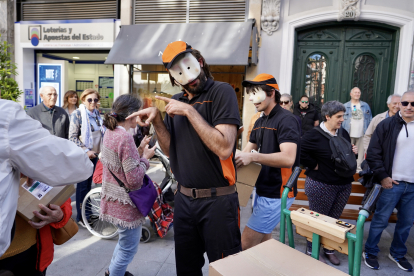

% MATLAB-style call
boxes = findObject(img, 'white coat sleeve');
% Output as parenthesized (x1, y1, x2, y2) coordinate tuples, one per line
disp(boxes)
(8, 103, 94, 186)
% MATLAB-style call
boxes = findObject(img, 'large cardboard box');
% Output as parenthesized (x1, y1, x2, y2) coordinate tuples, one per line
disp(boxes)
(17, 178, 75, 222)
(209, 239, 349, 276)
(235, 150, 261, 207)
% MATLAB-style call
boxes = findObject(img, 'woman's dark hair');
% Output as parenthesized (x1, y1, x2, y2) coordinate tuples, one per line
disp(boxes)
(169, 49, 214, 87)
(321, 101, 346, 121)
(300, 95, 309, 101)
(63, 90, 79, 109)
(103, 94, 142, 130)
(245, 84, 281, 104)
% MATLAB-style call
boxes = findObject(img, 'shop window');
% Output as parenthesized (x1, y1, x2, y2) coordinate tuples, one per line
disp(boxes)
(131, 65, 245, 119)
(304, 53, 327, 110)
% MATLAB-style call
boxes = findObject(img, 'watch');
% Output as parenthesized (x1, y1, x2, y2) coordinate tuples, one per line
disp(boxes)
(84, 149, 90, 153)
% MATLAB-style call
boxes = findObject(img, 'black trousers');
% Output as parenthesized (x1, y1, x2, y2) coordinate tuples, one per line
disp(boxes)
(0, 244, 46, 276)
(174, 191, 242, 276)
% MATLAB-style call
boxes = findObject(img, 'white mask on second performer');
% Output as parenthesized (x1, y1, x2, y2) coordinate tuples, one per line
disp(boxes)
(249, 87, 267, 104)
(169, 53, 201, 86)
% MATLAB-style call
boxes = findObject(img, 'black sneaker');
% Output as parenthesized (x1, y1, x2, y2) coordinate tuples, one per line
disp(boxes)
(388, 253, 413, 272)
(363, 251, 380, 270)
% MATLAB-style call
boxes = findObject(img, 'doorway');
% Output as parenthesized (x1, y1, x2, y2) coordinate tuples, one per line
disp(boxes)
(291, 22, 399, 116)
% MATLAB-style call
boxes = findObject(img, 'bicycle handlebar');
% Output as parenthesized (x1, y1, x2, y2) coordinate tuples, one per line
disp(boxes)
(283, 166, 302, 190)
(361, 184, 383, 214)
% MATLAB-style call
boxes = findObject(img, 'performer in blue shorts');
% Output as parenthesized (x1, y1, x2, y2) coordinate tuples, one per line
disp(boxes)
(235, 74, 301, 250)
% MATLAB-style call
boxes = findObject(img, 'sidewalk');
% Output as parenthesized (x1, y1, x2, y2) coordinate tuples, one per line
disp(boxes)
(48, 165, 414, 276)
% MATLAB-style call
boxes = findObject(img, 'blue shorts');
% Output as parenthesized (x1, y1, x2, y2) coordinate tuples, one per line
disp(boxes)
(246, 195, 295, 234)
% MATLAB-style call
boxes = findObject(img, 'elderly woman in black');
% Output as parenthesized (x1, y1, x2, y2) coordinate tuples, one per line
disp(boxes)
(300, 101, 357, 265)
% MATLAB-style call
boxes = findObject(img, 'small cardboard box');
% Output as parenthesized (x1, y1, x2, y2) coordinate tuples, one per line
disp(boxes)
(17, 178, 75, 222)
(235, 150, 261, 207)
(209, 239, 349, 276)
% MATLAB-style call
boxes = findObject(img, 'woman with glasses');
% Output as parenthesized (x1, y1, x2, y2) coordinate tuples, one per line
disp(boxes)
(293, 95, 320, 135)
(69, 88, 104, 228)
(280, 93, 302, 135)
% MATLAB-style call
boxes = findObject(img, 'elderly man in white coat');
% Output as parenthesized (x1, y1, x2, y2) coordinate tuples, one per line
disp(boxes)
(0, 99, 94, 257)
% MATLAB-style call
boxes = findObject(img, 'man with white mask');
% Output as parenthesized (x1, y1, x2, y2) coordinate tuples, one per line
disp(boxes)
(235, 74, 301, 251)
(127, 41, 241, 276)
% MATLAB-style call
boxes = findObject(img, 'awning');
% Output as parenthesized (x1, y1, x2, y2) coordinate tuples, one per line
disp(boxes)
(105, 20, 257, 66)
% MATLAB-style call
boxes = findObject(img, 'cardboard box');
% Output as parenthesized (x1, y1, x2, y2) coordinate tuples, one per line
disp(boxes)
(209, 239, 349, 276)
(235, 150, 261, 207)
(17, 178, 75, 222)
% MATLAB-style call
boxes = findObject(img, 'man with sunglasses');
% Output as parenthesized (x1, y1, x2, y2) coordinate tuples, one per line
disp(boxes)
(363, 91, 414, 272)
(293, 95, 320, 135)
(27, 86, 70, 139)
(342, 87, 372, 171)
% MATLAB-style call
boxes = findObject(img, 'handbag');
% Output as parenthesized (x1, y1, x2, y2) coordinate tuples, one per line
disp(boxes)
(108, 169, 157, 217)
(51, 218, 79, 245)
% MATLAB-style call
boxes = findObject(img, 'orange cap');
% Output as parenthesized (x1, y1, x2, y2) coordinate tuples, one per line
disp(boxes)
(242, 73, 280, 91)
(162, 41, 193, 69)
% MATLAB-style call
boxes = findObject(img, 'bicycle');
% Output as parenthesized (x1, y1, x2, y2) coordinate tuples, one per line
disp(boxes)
(81, 147, 176, 242)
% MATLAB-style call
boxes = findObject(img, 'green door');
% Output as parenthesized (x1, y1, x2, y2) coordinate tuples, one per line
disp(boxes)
(292, 22, 399, 116)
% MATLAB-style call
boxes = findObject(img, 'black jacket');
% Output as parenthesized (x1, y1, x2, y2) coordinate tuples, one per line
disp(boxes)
(301, 126, 354, 185)
(366, 112, 407, 182)
(27, 103, 70, 139)
(293, 103, 319, 134)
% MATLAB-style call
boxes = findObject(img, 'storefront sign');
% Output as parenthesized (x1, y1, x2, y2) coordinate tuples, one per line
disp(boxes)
(20, 20, 115, 48)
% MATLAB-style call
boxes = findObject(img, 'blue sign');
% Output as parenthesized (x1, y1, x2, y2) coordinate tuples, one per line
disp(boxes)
(38, 64, 62, 107)
(24, 89, 35, 108)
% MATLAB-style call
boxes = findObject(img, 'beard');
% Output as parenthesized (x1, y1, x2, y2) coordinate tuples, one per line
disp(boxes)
(181, 71, 207, 95)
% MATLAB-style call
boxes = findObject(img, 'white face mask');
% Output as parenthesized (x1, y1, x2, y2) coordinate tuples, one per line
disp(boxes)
(169, 53, 201, 85)
(249, 87, 267, 104)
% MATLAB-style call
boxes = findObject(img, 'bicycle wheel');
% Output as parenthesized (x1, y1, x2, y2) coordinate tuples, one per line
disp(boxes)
(140, 226, 151, 243)
(81, 187, 119, 239)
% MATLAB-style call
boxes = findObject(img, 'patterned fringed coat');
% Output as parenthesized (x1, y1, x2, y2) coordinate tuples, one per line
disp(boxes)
(99, 126, 149, 229)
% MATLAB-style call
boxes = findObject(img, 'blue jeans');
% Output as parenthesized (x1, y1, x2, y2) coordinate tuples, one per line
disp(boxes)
(109, 225, 142, 276)
(365, 181, 414, 258)
(76, 157, 97, 222)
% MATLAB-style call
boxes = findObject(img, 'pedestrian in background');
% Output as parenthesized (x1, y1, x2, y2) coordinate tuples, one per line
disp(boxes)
(342, 87, 372, 171)
(363, 94, 401, 154)
(100, 94, 155, 276)
(62, 90, 79, 116)
(293, 95, 319, 135)
(280, 93, 302, 135)
(301, 101, 357, 265)
(27, 86, 70, 139)
(363, 91, 414, 272)
(69, 89, 104, 228)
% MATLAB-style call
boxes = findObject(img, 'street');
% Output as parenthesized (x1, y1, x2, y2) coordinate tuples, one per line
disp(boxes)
(47, 162, 414, 276)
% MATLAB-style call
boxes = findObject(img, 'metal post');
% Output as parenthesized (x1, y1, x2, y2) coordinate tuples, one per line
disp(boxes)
(353, 211, 368, 276)
(348, 237, 355, 276)
(286, 214, 295, 248)
(311, 233, 321, 260)
(280, 187, 289, 244)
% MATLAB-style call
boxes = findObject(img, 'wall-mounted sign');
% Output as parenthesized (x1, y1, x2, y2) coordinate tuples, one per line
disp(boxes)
(25, 89, 35, 108)
(38, 64, 62, 106)
(20, 19, 115, 48)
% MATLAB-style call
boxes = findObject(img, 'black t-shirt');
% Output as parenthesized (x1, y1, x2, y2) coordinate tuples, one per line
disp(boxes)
(249, 105, 301, 198)
(301, 126, 354, 185)
(164, 78, 241, 189)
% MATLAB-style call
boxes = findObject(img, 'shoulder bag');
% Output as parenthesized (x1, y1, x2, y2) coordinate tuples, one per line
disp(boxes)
(108, 169, 157, 217)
